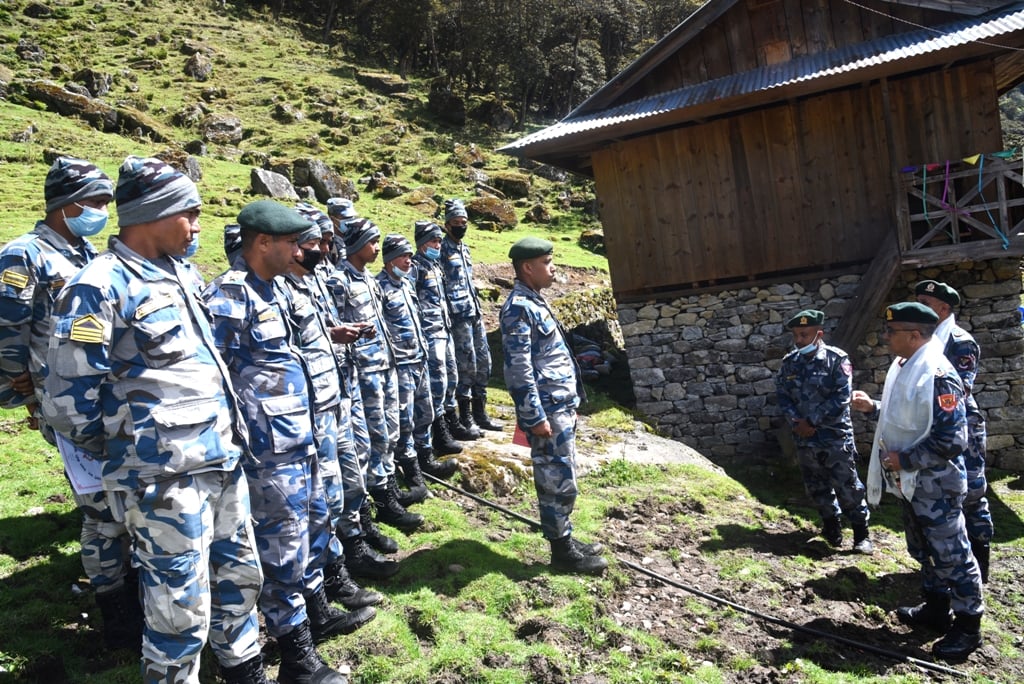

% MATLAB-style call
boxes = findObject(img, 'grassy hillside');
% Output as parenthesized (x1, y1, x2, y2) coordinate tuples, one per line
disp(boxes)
(0, 0, 607, 283)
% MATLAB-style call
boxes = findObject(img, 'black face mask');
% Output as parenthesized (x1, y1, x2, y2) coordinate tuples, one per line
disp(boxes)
(448, 225, 467, 240)
(297, 246, 323, 271)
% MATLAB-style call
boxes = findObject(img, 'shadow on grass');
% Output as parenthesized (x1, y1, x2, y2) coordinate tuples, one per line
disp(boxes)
(381, 537, 546, 596)
(699, 524, 844, 559)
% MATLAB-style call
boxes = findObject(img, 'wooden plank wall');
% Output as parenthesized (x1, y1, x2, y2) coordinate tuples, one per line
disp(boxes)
(633, 0, 957, 98)
(593, 62, 1001, 297)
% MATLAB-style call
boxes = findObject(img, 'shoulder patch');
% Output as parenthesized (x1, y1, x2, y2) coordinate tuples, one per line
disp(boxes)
(221, 270, 247, 286)
(840, 359, 853, 376)
(0, 268, 29, 289)
(134, 295, 174, 320)
(937, 393, 958, 412)
(69, 313, 107, 343)
(257, 309, 278, 323)
(935, 366, 946, 378)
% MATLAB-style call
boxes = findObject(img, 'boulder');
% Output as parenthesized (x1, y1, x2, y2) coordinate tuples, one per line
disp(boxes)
(199, 113, 243, 145)
(72, 68, 113, 98)
(354, 71, 409, 95)
(23, 3, 52, 19)
(155, 149, 202, 182)
(524, 204, 551, 224)
(428, 86, 465, 126)
(16, 39, 45, 63)
(451, 142, 486, 168)
(468, 96, 515, 131)
(272, 102, 304, 123)
(489, 171, 531, 199)
(250, 168, 298, 200)
(184, 54, 213, 82)
(293, 158, 355, 204)
(466, 196, 517, 229)
(579, 229, 605, 255)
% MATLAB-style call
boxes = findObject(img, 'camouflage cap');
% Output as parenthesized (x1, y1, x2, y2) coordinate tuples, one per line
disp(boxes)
(413, 220, 443, 247)
(44, 157, 114, 213)
(326, 197, 357, 219)
(223, 223, 242, 262)
(785, 309, 825, 329)
(237, 199, 313, 235)
(342, 217, 380, 254)
(443, 198, 467, 222)
(115, 156, 200, 228)
(381, 233, 413, 264)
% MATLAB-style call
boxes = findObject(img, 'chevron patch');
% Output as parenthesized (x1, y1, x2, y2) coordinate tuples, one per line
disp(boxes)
(69, 314, 106, 344)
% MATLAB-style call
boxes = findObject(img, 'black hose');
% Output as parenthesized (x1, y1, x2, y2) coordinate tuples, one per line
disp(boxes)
(422, 471, 970, 680)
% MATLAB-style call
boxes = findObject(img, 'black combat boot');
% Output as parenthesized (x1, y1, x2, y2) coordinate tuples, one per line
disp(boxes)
(572, 538, 604, 556)
(549, 535, 608, 575)
(389, 471, 427, 508)
(396, 458, 430, 504)
(971, 539, 990, 584)
(304, 585, 376, 643)
(322, 557, 382, 609)
(220, 654, 278, 684)
(852, 523, 873, 555)
(418, 444, 458, 480)
(431, 416, 463, 456)
(95, 583, 144, 652)
(369, 483, 423, 531)
(471, 389, 503, 431)
(276, 620, 348, 684)
(821, 516, 843, 547)
(456, 398, 483, 440)
(933, 612, 982, 662)
(358, 502, 398, 554)
(340, 534, 400, 580)
(896, 591, 953, 632)
(446, 408, 478, 441)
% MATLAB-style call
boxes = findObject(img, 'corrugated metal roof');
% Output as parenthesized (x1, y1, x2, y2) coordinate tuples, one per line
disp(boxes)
(501, 4, 1024, 153)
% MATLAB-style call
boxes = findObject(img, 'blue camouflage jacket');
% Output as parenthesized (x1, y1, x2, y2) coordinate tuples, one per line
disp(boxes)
(280, 271, 344, 413)
(376, 269, 427, 366)
(327, 259, 395, 373)
(942, 326, 982, 424)
(411, 252, 451, 339)
(0, 222, 98, 409)
(439, 236, 481, 321)
(42, 237, 245, 491)
(203, 258, 315, 468)
(775, 343, 855, 448)
(500, 280, 580, 429)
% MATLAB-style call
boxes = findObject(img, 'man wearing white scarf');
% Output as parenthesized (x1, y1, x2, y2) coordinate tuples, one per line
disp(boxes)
(915, 280, 993, 584)
(851, 302, 983, 663)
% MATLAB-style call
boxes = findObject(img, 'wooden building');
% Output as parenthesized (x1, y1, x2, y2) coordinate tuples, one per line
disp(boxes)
(501, 1, 1024, 466)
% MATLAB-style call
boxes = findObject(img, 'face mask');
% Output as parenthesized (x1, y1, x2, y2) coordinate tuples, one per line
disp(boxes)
(797, 339, 819, 355)
(424, 246, 440, 261)
(392, 265, 411, 279)
(184, 233, 200, 258)
(65, 204, 108, 237)
(297, 247, 323, 271)
(448, 225, 467, 240)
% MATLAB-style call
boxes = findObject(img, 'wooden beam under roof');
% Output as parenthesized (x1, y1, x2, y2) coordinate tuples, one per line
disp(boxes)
(875, 0, 1009, 16)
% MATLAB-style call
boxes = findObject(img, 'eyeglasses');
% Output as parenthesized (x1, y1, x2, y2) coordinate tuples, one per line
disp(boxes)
(883, 326, 916, 336)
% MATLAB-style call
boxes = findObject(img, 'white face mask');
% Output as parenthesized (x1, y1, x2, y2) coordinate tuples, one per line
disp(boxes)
(392, 265, 411, 279)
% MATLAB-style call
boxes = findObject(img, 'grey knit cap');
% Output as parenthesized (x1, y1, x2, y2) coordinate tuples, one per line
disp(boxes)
(414, 220, 443, 247)
(381, 233, 413, 264)
(44, 157, 114, 213)
(115, 156, 201, 228)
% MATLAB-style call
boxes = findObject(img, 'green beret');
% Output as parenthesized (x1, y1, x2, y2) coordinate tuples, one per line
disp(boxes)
(914, 280, 961, 307)
(785, 309, 824, 328)
(237, 199, 314, 235)
(508, 237, 553, 262)
(886, 301, 939, 324)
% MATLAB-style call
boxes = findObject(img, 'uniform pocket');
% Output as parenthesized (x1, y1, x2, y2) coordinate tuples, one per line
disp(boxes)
(261, 394, 312, 454)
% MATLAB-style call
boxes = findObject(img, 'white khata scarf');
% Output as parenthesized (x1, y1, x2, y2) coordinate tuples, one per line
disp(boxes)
(866, 342, 946, 505)
(934, 313, 956, 347)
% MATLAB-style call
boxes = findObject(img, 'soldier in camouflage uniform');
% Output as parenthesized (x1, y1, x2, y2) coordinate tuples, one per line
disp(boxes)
(852, 302, 984, 663)
(915, 280, 994, 583)
(41, 157, 270, 684)
(411, 220, 462, 475)
(377, 234, 434, 501)
(327, 218, 422, 531)
(775, 309, 871, 554)
(204, 200, 372, 684)
(0, 158, 142, 652)
(283, 203, 384, 611)
(500, 237, 607, 575)
(440, 198, 503, 436)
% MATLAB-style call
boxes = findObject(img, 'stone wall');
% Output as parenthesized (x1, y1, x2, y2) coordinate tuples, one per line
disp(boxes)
(618, 257, 1024, 470)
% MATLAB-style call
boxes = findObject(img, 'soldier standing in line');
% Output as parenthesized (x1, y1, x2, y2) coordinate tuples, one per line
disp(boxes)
(0, 158, 142, 652)
(440, 198, 503, 436)
(204, 200, 373, 684)
(499, 237, 607, 575)
(775, 309, 872, 554)
(410, 220, 464, 473)
(328, 218, 423, 531)
(852, 302, 984, 663)
(915, 280, 994, 583)
(376, 233, 436, 499)
(42, 157, 271, 684)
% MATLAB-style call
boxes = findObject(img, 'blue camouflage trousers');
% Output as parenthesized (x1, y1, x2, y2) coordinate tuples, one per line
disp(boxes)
(313, 408, 346, 565)
(526, 410, 579, 541)
(451, 315, 491, 398)
(244, 456, 330, 637)
(72, 487, 131, 591)
(396, 361, 434, 456)
(339, 364, 368, 539)
(901, 478, 984, 615)
(964, 418, 993, 544)
(425, 334, 458, 415)
(113, 467, 263, 683)
(358, 366, 399, 489)
(796, 443, 869, 526)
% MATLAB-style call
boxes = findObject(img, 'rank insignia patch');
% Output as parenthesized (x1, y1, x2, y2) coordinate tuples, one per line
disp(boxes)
(937, 394, 958, 412)
(69, 314, 106, 343)
(1, 269, 29, 289)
